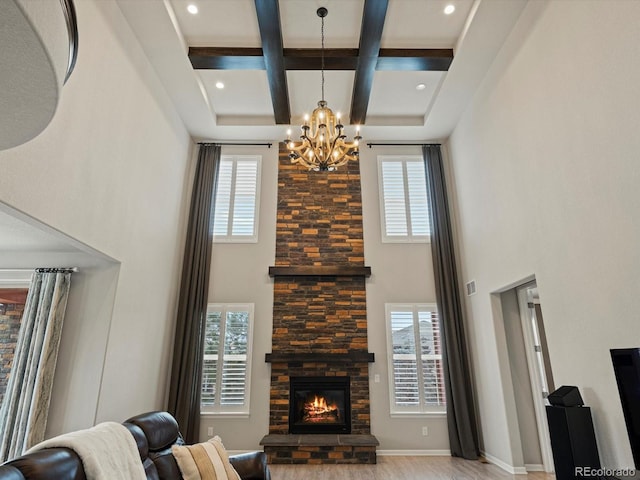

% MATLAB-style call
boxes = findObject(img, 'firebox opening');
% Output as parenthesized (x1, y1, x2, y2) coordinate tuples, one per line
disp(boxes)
(289, 376, 351, 434)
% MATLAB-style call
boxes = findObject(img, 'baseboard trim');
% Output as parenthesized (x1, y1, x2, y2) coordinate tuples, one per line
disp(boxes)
(525, 464, 545, 472)
(377, 450, 451, 456)
(480, 451, 527, 475)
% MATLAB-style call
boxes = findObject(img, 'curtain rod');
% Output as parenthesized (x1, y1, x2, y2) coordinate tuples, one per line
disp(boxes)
(0, 268, 78, 273)
(367, 143, 441, 148)
(35, 268, 78, 273)
(198, 142, 272, 148)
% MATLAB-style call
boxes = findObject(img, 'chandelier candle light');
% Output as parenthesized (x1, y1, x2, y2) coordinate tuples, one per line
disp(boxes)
(285, 7, 362, 171)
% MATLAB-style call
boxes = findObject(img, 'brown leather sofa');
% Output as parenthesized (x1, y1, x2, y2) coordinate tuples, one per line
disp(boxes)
(0, 411, 270, 480)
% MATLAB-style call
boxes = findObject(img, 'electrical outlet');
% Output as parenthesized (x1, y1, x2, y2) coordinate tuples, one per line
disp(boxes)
(207, 427, 213, 436)
(374, 374, 380, 383)
(422, 426, 429, 436)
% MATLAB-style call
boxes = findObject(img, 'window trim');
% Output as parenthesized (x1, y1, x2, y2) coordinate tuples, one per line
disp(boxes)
(377, 155, 431, 244)
(212, 155, 261, 244)
(201, 303, 254, 416)
(385, 303, 446, 416)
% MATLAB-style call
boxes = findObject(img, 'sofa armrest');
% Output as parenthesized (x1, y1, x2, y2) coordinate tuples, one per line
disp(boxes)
(0, 464, 24, 480)
(229, 451, 270, 480)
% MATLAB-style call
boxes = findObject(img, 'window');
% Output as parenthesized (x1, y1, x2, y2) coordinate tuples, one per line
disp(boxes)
(386, 304, 446, 415)
(378, 156, 431, 242)
(212, 155, 261, 242)
(201, 304, 253, 415)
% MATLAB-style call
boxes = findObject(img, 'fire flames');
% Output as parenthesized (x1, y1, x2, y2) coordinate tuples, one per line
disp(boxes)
(302, 395, 341, 423)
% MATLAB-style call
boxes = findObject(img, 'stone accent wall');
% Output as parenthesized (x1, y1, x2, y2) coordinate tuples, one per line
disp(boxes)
(274, 152, 364, 267)
(267, 146, 373, 463)
(0, 303, 25, 406)
(272, 277, 367, 356)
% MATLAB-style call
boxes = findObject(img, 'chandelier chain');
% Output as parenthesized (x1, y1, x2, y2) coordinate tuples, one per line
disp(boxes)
(284, 6, 361, 171)
(321, 14, 325, 102)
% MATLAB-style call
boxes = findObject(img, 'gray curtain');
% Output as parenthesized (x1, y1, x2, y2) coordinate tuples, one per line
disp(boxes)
(423, 144, 479, 459)
(0, 269, 72, 461)
(168, 144, 220, 444)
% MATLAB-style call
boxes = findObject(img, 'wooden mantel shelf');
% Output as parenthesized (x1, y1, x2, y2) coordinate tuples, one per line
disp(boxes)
(265, 352, 375, 363)
(268, 266, 371, 277)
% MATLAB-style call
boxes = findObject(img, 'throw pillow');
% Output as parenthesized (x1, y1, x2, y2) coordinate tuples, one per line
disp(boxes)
(171, 436, 240, 480)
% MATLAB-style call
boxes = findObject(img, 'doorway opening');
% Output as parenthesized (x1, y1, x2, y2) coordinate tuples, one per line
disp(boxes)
(499, 280, 555, 472)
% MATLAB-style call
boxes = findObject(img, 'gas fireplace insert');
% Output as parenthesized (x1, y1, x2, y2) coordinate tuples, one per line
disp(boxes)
(289, 376, 351, 434)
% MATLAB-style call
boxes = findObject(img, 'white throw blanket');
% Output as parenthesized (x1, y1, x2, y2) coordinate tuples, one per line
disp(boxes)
(26, 421, 147, 480)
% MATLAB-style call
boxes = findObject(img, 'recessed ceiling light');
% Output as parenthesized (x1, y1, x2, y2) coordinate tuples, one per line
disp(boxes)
(215, 81, 224, 89)
(444, 4, 455, 15)
(416, 83, 426, 91)
(187, 4, 198, 15)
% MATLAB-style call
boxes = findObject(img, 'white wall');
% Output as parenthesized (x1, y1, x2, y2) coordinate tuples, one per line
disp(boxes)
(448, 0, 640, 468)
(360, 145, 448, 453)
(0, 0, 193, 434)
(200, 145, 278, 450)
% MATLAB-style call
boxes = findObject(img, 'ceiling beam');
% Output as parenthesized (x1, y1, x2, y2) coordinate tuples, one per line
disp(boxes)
(254, 0, 290, 124)
(189, 47, 454, 72)
(376, 49, 454, 71)
(284, 49, 359, 70)
(189, 47, 265, 70)
(350, 0, 389, 125)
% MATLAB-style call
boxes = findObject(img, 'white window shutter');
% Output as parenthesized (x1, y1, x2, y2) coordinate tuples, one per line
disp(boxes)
(212, 156, 260, 242)
(220, 311, 249, 405)
(201, 305, 253, 414)
(231, 160, 258, 236)
(391, 310, 420, 406)
(418, 310, 445, 406)
(381, 161, 409, 237)
(213, 160, 233, 236)
(405, 161, 430, 236)
(379, 156, 431, 242)
(387, 304, 446, 414)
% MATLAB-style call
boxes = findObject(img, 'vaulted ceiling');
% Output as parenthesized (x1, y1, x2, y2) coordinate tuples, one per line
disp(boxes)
(117, 0, 528, 141)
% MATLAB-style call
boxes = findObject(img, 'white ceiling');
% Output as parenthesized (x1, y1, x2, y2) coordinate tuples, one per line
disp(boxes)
(116, 0, 528, 141)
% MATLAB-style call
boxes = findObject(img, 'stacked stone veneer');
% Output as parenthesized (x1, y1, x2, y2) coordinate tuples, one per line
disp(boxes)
(267, 145, 374, 464)
(0, 303, 25, 406)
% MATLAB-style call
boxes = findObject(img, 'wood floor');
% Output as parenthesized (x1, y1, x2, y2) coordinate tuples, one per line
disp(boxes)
(269, 456, 556, 480)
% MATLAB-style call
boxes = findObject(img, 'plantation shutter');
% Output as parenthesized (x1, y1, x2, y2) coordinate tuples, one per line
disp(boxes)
(201, 305, 252, 413)
(381, 161, 409, 237)
(388, 305, 446, 413)
(212, 156, 260, 240)
(418, 310, 446, 407)
(220, 310, 249, 405)
(380, 157, 431, 241)
(202, 309, 222, 407)
(405, 161, 430, 236)
(391, 310, 420, 406)
(231, 160, 258, 236)
(212, 161, 233, 236)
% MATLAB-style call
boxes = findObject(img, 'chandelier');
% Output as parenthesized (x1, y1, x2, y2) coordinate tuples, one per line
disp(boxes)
(285, 7, 362, 172)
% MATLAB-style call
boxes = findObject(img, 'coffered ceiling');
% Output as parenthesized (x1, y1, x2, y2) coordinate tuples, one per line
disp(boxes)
(116, 0, 528, 141)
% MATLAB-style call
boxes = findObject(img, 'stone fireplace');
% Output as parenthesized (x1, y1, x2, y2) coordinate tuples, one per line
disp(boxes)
(260, 146, 378, 464)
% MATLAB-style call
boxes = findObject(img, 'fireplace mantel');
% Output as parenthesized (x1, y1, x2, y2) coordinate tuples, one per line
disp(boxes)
(268, 266, 371, 277)
(265, 352, 374, 363)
